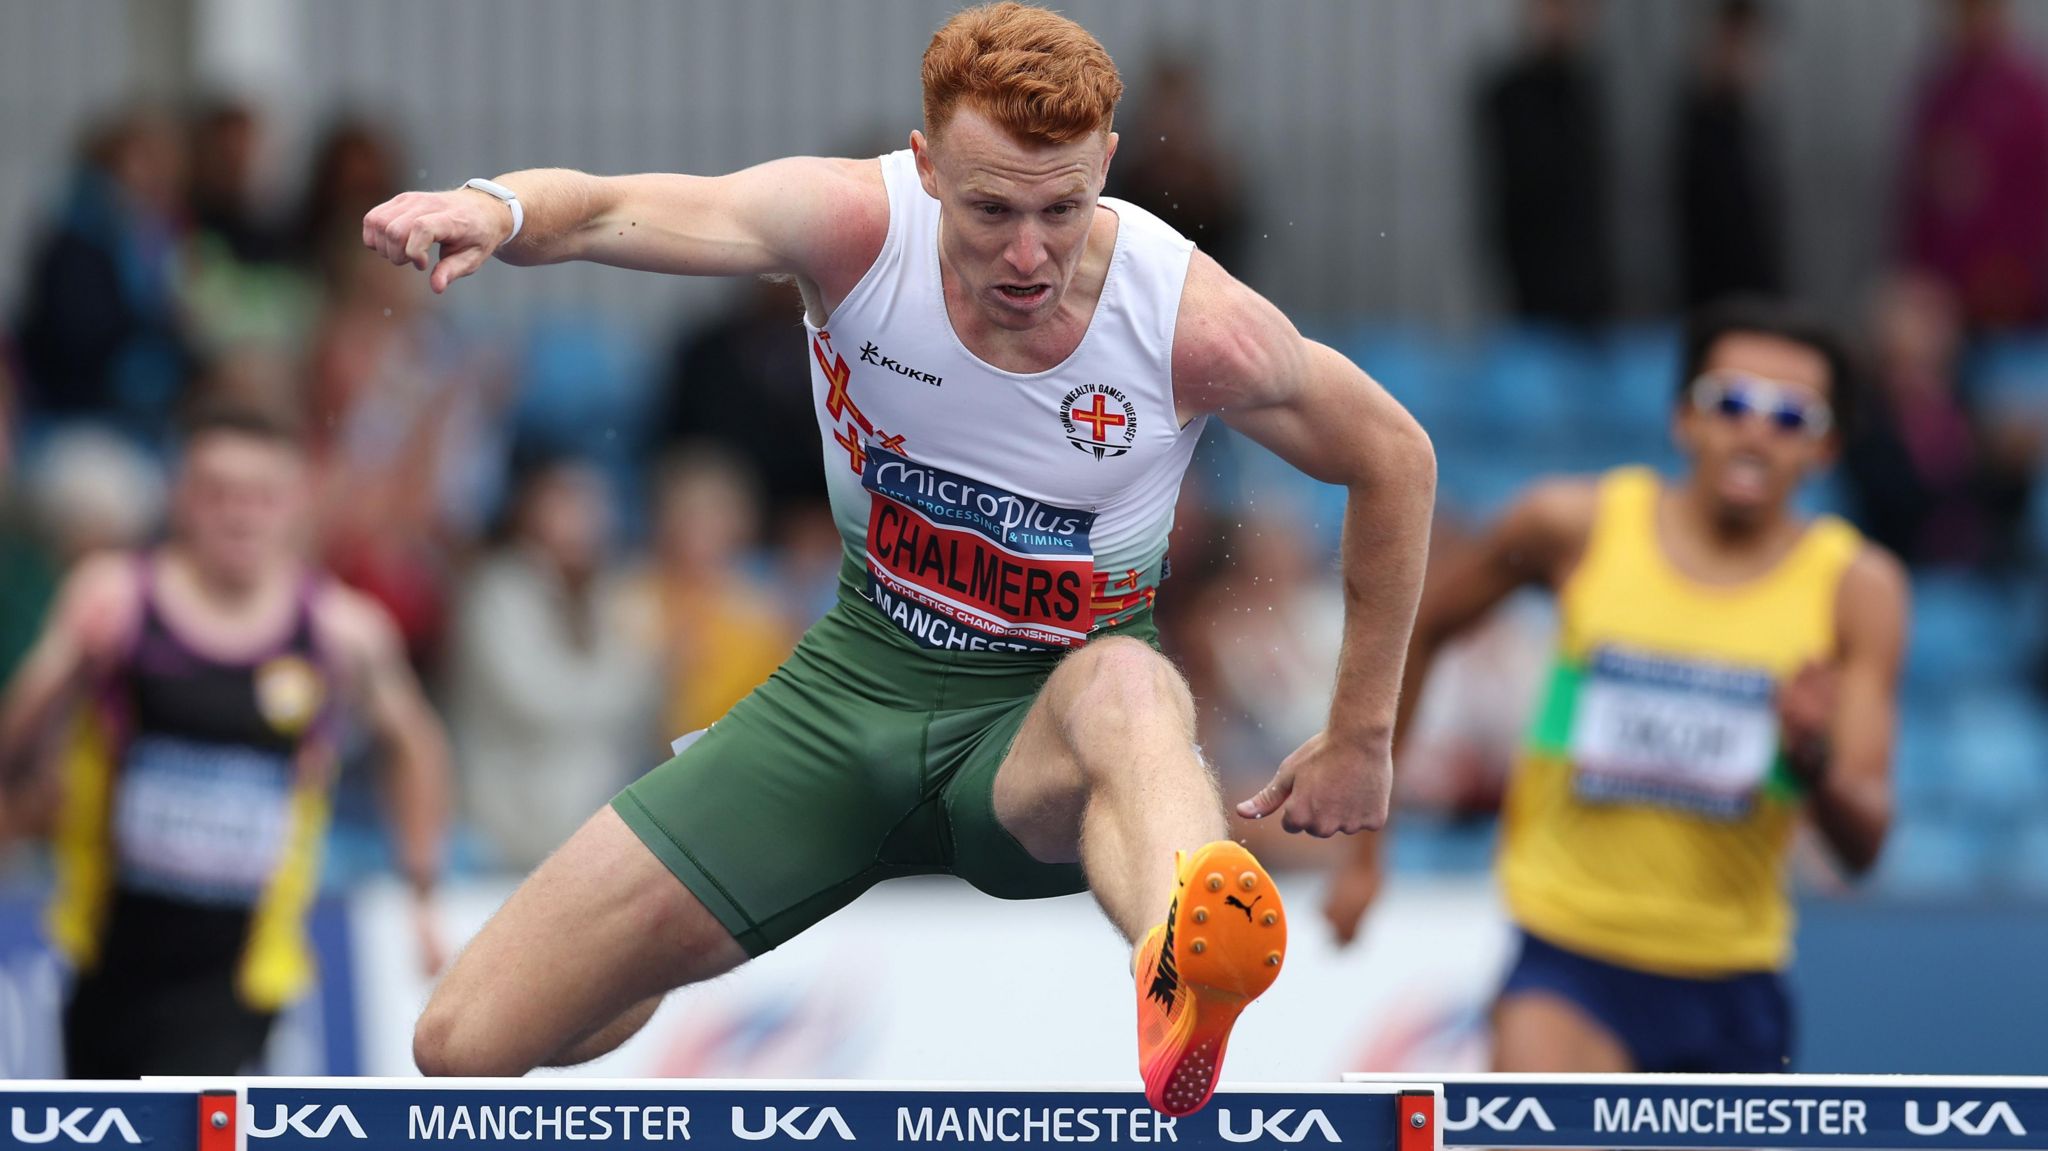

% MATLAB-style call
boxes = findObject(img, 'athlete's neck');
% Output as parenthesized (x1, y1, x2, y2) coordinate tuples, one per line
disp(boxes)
(163, 545, 291, 611)
(1662, 478, 1804, 579)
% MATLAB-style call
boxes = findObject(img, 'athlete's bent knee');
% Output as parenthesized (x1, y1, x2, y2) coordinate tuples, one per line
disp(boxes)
(1057, 636, 1194, 737)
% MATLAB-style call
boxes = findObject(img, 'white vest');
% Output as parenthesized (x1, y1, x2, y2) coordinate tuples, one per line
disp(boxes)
(807, 150, 1203, 654)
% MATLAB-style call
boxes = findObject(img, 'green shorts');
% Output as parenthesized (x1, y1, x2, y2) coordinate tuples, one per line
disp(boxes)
(613, 592, 1157, 956)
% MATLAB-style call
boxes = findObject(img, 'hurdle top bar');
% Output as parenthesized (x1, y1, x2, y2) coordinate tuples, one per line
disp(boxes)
(1, 1079, 1442, 1151)
(1346, 1073, 2048, 1151)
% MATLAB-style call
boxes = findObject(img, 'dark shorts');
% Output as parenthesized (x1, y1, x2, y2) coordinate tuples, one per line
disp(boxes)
(64, 966, 274, 1077)
(1499, 929, 1793, 1072)
(63, 889, 277, 1076)
(614, 595, 1156, 957)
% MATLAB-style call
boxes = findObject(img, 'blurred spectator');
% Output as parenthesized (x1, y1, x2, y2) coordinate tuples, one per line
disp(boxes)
(294, 118, 404, 279)
(1899, 0, 2048, 330)
(1844, 272, 2036, 567)
(1106, 56, 1251, 274)
(309, 246, 507, 669)
(448, 453, 658, 871)
(0, 360, 58, 683)
(1476, 0, 1614, 325)
(12, 107, 193, 444)
(1187, 509, 1344, 868)
(24, 425, 166, 563)
(655, 279, 822, 530)
(187, 99, 286, 264)
(184, 99, 317, 359)
(1674, 0, 1786, 309)
(641, 449, 795, 739)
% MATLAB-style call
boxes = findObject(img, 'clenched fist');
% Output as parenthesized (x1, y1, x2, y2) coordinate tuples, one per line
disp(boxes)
(362, 185, 516, 294)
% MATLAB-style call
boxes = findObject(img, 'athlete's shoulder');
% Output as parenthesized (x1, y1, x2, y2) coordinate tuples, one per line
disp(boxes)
(1170, 250, 1302, 413)
(1510, 475, 1603, 538)
(312, 579, 406, 669)
(1488, 476, 1602, 587)
(1837, 540, 1910, 626)
(795, 155, 891, 292)
(52, 550, 144, 663)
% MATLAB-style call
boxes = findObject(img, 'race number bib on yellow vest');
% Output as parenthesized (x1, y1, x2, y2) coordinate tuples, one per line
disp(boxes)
(1568, 647, 1779, 819)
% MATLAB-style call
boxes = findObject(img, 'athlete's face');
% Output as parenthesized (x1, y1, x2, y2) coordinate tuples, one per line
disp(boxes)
(1674, 331, 1837, 528)
(912, 107, 1116, 332)
(175, 432, 307, 586)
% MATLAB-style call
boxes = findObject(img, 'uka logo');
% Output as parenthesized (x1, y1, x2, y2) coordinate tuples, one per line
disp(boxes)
(731, 1106, 856, 1142)
(1906, 1102, 2026, 1137)
(1444, 1097, 1558, 1133)
(1218, 1108, 1342, 1144)
(247, 1105, 367, 1140)
(10, 1109, 142, 1145)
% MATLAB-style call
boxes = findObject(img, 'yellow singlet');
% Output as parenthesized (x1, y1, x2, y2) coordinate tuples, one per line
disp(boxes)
(1499, 467, 1862, 977)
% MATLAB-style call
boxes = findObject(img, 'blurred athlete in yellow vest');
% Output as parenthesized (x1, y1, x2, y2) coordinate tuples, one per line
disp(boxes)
(1326, 301, 1908, 1073)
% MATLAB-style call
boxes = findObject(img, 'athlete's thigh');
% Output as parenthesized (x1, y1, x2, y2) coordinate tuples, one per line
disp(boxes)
(420, 806, 745, 1075)
(1492, 991, 1635, 1072)
(981, 682, 1087, 866)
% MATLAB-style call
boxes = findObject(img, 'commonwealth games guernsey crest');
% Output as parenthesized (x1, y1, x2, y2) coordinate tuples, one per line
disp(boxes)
(1058, 383, 1140, 460)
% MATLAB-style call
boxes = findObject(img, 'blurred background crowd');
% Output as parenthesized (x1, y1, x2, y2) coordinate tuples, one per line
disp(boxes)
(3, 0, 2048, 1071)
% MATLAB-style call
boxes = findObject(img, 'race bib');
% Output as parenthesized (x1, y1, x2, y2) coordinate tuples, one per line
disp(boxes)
(114, 735, 296, 905)
(1567, 648, 1779, 819)
(861, 446, 1095, 653)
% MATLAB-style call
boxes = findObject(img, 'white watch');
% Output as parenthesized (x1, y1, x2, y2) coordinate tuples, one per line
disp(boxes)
(463, 177, 523, 242)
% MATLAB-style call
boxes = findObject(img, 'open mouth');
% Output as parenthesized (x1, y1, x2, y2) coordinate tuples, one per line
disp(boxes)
(1723, 453, 1771, 500)
(995, 283, 1050, 306)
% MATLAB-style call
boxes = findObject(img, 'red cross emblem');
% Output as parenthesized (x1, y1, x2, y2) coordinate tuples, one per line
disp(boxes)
(1072, 393, 1127, 442)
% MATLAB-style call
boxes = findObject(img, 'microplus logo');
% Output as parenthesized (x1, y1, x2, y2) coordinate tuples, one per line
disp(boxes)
(1218, 1108, 1342, 1144)
(247, 1105, 367, 1140)
(1445, 1097, 1558, 1134)
(731, 1106, 855, 1142)
(10, 1108, 141, 1145)
(1906, 1101, 2027, 1137)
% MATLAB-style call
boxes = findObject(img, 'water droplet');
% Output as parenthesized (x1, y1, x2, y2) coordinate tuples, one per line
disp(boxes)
(382, 307, 393, 317)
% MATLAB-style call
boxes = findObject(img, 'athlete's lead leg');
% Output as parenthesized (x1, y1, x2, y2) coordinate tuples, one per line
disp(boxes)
(411, 806, 747, 1076)
(991, 636, 1225, 939)
(991, 635, 1286, 1117)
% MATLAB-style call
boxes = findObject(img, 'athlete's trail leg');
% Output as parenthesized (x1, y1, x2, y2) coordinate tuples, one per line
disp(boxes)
(993, 636, 1227, 940)
(411, 807, 746, 1075)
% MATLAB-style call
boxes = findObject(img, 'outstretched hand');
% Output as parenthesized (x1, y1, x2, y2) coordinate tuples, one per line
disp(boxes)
(362, 187, 515, 294)
(1236, 729, 1392, 837)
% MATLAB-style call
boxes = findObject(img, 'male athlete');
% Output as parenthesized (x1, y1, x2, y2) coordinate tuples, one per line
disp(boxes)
(364, 2, 1433, 1113)
(0, 403, 450, 1075)
(1326, 301, 1907, 1073)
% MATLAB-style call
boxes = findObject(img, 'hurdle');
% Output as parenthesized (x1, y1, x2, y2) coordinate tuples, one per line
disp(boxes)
(1, 1076, 2043, 1151)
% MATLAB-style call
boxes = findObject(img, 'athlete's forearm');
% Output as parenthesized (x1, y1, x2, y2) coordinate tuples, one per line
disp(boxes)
(381, 702, 453, 894)
(1325, 431, 1436, 754)
(1804, 763, 1888, 876)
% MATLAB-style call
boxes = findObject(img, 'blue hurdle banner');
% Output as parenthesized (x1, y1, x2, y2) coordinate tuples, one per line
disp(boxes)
(1, 1082, 1441, 1151)
(1347, 1075, 2048, 1151)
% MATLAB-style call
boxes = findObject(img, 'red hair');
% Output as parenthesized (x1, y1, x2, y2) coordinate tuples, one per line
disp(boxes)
(921, 3, 1122, 144)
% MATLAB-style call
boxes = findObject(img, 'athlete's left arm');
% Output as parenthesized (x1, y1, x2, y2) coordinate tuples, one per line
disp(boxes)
(1172, 251, 1437, 836)
(1782, 546, 1910, 876)
(321, 587, 453, 966)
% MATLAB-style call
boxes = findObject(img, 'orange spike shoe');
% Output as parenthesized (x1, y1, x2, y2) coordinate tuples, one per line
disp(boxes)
(1133, 841, 1287, 1117)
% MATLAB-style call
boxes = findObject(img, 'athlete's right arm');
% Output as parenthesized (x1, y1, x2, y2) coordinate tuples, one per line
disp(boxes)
(362, 157, 887, 298)
(1322, 479, 1597, 946)
(0, 556, 139, 811)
